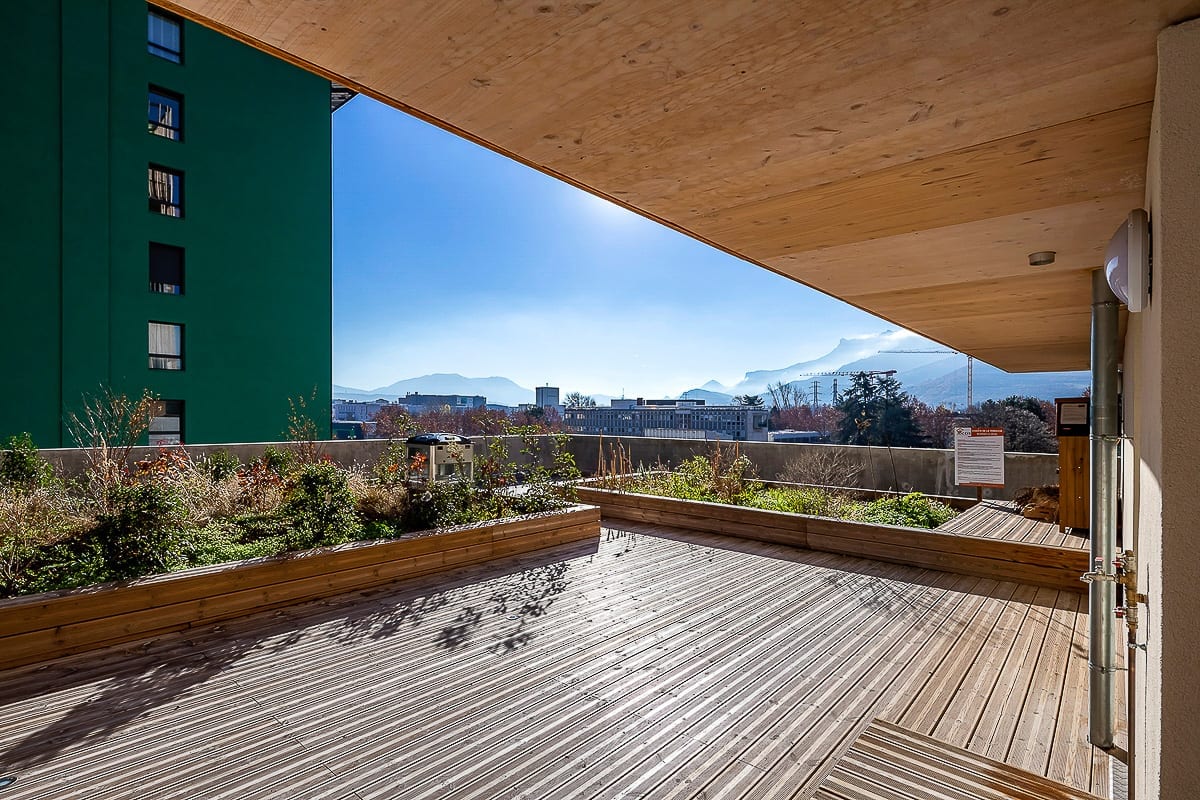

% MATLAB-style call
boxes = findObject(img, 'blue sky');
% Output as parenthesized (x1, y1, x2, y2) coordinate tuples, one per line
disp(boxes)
(333, 96, 894, 399)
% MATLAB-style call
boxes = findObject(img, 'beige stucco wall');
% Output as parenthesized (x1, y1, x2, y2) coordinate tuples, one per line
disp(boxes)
(1126, 17, 1200, 800)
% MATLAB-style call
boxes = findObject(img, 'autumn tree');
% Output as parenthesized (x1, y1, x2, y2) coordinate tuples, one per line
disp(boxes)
(375, 406, 416, 439)
(909, 401, 958, 449)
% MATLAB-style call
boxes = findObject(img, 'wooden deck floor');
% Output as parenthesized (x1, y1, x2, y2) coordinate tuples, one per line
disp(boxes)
(0, 522, 1121, 800)
(938, 500, 1090, 550)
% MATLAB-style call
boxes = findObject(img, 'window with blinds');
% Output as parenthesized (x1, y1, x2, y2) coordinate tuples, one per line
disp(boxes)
(148, 88, 182, 141)
(149, 322, 183, 370)
(149, 400, 185, 446)
(148, 9, 182, 63)
(148, 165, 183, 217)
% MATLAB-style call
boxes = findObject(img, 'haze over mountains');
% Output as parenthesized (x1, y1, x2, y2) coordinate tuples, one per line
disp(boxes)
(335, 331, 1090, 409)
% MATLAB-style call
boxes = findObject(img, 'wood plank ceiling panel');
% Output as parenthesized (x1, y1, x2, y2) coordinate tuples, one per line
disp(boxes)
(158, 0, 1200, 371)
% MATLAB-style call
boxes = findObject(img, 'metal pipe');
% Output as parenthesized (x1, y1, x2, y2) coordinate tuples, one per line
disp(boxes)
(1089, 269, 1120, 750)
(1127, 604, 1139, 800)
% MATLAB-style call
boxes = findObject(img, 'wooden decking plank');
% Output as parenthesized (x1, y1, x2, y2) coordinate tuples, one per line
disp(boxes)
(339, 559, 923, 800)
(617, 571, 976, 800)
(655, 570, 974, 800)
(936, 501, 1088, 551)
(1004, 590, 1082, 775)
(272, 537, 854, 786)
(735, 574, 995, 800)
(266, 541, 836, 760)
(815, 719, 1105, 800)
(388, 556, 921, 800)
(901, 583, 1041, 739)
(973, 588, 1063, 760)
(0, 521, 1116, 800)
(878, 579, 1021, 731)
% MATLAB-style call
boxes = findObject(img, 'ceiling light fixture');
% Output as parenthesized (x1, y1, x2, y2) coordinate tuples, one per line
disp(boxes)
(1028, 251, 1056, 267)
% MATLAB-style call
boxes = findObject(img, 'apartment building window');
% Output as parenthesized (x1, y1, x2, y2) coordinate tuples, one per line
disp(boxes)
(148, 9, 182, 62)
(148, 88, 182, 140)
(149, 322, 183, 370)
(149, 243, 184, 294)
(149, 400, 185, 446)
(148, 165, 183, 217)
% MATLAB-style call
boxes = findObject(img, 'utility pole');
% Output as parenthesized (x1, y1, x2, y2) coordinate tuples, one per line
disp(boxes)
(811, 379, 820, 407)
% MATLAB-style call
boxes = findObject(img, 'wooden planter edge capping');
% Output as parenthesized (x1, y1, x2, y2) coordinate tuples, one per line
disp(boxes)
(0, 504, 601, 671)
(576, 486, 1087, 593)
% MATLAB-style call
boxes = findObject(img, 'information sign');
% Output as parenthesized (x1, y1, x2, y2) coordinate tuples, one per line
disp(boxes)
(954, 427, 1005, 488)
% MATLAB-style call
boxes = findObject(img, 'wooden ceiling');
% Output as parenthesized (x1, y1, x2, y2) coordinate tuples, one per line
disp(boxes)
(159, 0, 1200, 371)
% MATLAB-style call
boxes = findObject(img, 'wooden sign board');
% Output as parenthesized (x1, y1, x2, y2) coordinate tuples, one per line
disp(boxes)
(954, 427, 1005, 488)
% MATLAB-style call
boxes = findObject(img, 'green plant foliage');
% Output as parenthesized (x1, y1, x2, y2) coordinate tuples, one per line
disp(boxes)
(3, 433, 587, 597)
(846, 492, 957, 528)
(188, 522, 288, 566)
(743, 486, 847, 518)
(87, 481, 191, 581)
(202, 450, 242, 482)
(618, 448, 956, 531)
(371, 441, 410, 487)
(655, 449, 760, 505)
(281, 461, 362, 550)
(17, 534, 108, 595)
(0, 433, 55, 492)
(261, 445, 298, 478)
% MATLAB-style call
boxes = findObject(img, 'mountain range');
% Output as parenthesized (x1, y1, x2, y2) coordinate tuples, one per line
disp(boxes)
(334, 331, 1090, 410)
(333, 373, 534, 407)
(681, 331, 1089, 408)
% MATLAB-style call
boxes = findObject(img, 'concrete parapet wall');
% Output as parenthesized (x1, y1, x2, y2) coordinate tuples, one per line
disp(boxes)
(567, 436, 1057, 501)
(32, 435, 1057, 500)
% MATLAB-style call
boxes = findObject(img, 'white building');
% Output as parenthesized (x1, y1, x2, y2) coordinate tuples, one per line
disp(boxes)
(564, 398, 768, 441)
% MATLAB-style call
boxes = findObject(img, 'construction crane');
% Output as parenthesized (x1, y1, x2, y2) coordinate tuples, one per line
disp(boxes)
(878, 349, 974, 409)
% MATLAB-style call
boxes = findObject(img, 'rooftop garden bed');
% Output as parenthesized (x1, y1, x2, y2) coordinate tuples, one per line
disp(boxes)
(575, 443, 1086, 593)
(590, 443, 958, 530)
(0, 412, 586, 601)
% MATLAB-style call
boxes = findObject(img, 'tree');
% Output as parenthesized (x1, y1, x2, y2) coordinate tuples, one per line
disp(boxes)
(375, 406, 416, 439)
(767, 381, 806, 412)
(834, 373, 927, 447)
(971, 398, 1057, 453)
(910, 401, 958, 449)
(734, 394, 764, 406)
(564, 391, 596, 408)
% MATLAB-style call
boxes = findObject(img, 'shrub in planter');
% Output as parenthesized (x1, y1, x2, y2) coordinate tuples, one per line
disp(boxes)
(87, 481, 190, 582)
(745, 486, 850, 518)
(202, 450, 242, 482)
(0, 484, 89, 595)
(189, 521, 288, 566)
(848, 492, 956, 528)
(0, 433, 54, 492)
(281, 461, 361, 550)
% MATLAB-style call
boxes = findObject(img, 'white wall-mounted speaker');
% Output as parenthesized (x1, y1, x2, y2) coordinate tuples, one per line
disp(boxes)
(1104, 208, 1150, 312)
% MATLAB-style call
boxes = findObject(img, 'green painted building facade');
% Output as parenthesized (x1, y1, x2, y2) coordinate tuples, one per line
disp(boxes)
(1, 1, 332, 447)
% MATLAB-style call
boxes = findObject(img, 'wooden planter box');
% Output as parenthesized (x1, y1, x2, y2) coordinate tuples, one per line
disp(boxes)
(576, 485, 1087, 592)
(0, 504, 600, 671)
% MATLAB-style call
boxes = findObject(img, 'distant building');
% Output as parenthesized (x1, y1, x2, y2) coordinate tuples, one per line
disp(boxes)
(402, 393, 486, 411)
(564, 398, 768, 441)
(535, 386, 560, 408)
(332, 399, 392, 421)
